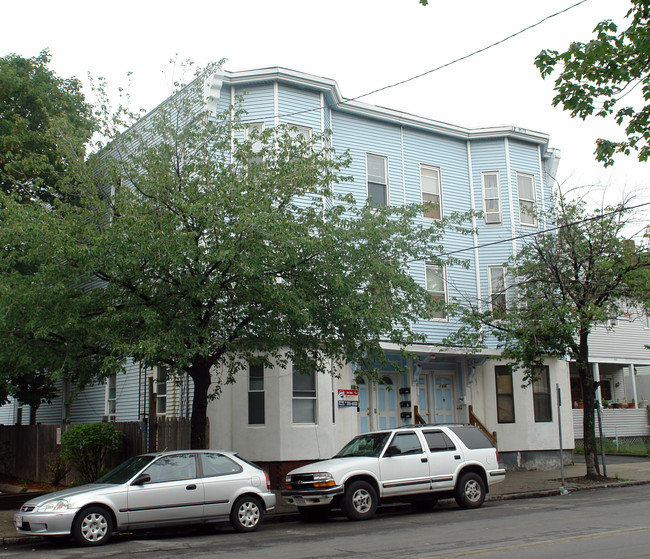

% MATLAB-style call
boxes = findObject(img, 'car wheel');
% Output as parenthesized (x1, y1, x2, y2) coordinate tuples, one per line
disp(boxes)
(230, 495, 263, 532)
(342, 480, 377, 521)
(71, 506, 113, 546)
(410, 497, 438, 511)
(454, 472, 486, 509)
(297, 505, 331, 522)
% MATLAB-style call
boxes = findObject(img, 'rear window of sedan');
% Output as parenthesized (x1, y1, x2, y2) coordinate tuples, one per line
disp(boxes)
(200, 453, 243, 476)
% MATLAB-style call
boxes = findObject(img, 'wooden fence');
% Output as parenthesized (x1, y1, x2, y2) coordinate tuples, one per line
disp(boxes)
(0, 418, 192, 484)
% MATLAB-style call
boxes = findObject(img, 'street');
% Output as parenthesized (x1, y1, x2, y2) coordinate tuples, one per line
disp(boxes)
(3, 484, 649, 558)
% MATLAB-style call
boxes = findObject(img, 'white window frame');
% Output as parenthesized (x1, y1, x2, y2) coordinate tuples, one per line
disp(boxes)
(105, 374, 117, 422)
(292, 366, 317, 424)
(155, 367, 167, 417)
(488, 266, 507, 312)
(644, 312, 650, 329)
(287, 123, 313, 140)
(482, 171, 502, 224)
(425, 262, 447, 320)
(420, 164, 442, 220)
(248, 362, 265, 425)
(366, 153, 388, 208)
(245, 122, 265, 162)
(516, 172, 537, 227)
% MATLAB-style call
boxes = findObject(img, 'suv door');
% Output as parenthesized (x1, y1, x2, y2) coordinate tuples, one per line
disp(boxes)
(378, 431, 431, 497)
(423, 429, 463, 491)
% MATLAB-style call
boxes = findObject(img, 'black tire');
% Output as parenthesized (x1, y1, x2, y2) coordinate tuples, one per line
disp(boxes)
(71, 506, 114, 546)
(410, 497, 438, 511)
(230, 495, 263, 532)
(454, 472, 486, 509)
(342, 480, 378, 521)
(297, 505, 331, 522)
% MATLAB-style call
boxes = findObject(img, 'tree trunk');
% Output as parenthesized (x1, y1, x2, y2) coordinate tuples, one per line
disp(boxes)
(188, 360, 212, 449)
(578, 330, 600, 477)
(29, 405, 38, 425)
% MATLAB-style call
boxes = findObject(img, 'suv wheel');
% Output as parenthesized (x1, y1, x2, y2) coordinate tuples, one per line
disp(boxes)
(343, 480, 377, 521)
(454, 472, 486, 509)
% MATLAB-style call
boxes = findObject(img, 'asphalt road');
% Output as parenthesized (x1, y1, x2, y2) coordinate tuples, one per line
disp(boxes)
(3, 483, 649, 558)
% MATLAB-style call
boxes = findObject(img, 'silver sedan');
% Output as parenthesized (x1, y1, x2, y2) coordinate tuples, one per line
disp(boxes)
(14, 449, 276, 546)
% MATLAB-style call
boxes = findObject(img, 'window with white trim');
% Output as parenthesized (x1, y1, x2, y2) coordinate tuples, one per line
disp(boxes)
(245, 122, 264, 163)
(517, 173, 536, 226)
(366, 154, 388, 208)
(105, 374, 117, 422)
(489, 266, 506, 313)
(248, 362, 265, 425)
(292, 366, 316, 423)
(495, 366, 515, 423)
(425, 262, 447, 319)
(533, 366, 552, 422)
(287, 124, 312, 140)
(155, 367, 167, 417)
(421, 165, 442, 220)
(482, 171, 501, 224)
(644, 312, 650, 329)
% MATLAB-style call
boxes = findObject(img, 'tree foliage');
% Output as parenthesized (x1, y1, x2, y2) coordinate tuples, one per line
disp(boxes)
(536, 0, 650, 166)
(60, 423, 124, 483)
(1, 63, 474, 447)
(0, 50, 94, 203)
(446, 194, 650, 477)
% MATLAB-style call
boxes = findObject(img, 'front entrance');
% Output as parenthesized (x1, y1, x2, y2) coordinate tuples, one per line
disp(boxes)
(357, 374, 400, 433)
(417, 373, 455, 424)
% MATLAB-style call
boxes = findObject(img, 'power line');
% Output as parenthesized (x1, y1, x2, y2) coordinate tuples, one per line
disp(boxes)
(241, 0, 588, 124)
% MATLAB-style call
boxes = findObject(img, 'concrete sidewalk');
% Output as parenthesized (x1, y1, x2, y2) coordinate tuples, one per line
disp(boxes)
(2, 456, 649, 545)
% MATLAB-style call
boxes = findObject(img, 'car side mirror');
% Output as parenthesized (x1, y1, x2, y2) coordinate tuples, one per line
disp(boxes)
(131, 473, 151, 486)
(385, 446, 401, 457)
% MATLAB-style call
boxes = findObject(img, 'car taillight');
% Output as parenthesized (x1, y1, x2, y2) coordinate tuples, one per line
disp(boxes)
(264, 470, 271, 491)
(495, 449, 499, 462)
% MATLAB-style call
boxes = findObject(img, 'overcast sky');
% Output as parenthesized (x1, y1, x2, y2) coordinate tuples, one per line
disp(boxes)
(3, 0, 648, 227)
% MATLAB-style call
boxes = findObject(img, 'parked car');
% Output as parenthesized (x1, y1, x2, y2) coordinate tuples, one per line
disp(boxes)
(14, 449, 275, 546)
(282, 424, 505, 521)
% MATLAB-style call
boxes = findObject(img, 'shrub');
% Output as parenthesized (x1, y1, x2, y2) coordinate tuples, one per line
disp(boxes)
(61, 423, 124, 483)
(44, 451, 70, 487)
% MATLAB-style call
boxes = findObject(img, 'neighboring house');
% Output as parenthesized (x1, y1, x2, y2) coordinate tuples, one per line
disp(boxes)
(0, 67, 574, 471)
(571, 307, 650, 441)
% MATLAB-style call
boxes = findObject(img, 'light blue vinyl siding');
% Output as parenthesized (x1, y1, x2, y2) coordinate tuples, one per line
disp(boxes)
(277, 84, 322, 132)
(508, 139, 544, 233)
(235, 84, 275, 126)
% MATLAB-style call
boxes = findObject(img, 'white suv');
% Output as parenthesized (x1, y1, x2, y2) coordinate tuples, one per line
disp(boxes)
(282, 425, 505, 521)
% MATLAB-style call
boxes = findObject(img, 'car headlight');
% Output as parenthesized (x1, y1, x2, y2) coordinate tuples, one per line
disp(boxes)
(312, 473, 335, 486)
(37, 499, 71, 512)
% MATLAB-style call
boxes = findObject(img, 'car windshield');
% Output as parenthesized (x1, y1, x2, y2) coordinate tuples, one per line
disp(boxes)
(334, 432, 390, 458)
(95, 455, 156, 484)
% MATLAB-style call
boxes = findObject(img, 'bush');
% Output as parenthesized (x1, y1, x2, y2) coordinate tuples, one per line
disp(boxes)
(45, 451, 70, 487)
(61, 423, 124, 483)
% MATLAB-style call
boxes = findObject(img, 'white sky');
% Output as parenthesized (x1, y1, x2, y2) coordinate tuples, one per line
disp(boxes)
(3, 0, 648, 226)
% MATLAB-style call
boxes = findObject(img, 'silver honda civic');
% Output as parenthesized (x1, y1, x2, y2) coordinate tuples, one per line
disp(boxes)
(14, 449, 276, 546)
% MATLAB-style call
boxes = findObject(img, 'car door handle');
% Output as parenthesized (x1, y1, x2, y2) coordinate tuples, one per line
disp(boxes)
(454, 455, 461, 460)
(421, 458, 428, 463)
(186, 484, 197, 490)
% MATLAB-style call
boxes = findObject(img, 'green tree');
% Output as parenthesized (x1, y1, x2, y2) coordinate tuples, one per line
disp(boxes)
(536, 0, 650, 166)
(0, 50, 94, 203)
(446, 195, 650, 478)
(1, 64, 473, 448)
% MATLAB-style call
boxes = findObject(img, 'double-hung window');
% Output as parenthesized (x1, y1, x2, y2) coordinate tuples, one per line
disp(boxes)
(105, 374, 117, 422)
(366, 154, 388, 208)
(495, 366, 515, 423)
(533, 366, 552, 422)
(517, 173, 536, 226)
(292, 366, 316, 423)
(482, 171, 501, 224)
(155, 367, 167, 417)
(245, 122, 265, 163)
(425, 262, 447, 319)
(248, 362, 265, 425)
(421, 165, 442, 220)
(489, 266, 506, 313)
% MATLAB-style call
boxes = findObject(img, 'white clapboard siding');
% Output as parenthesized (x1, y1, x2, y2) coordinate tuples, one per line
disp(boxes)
(572, 408, 650, 438)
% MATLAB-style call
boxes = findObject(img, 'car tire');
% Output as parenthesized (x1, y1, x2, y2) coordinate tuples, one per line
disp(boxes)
(454, 472, 486, 509)
(71, 506, 114, 546)
(342, 480, 377, 521)
(410, 497, 438, 511)
(230, 495, 263, 532)
(297, 505, 331, 522)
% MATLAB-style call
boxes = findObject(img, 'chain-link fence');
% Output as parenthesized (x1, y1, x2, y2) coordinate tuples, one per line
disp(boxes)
(574, 436, 649, 455)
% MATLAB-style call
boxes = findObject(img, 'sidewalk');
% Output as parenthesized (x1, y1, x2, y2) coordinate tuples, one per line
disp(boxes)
(2, 457, 649, 545)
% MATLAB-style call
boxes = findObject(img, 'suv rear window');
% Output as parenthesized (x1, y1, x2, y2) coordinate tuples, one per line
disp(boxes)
(423, 430, 456, 452)
(448, 426, 494, 449)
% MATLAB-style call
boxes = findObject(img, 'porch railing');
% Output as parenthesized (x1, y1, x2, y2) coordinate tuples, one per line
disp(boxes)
(468, 405, 498, 448)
